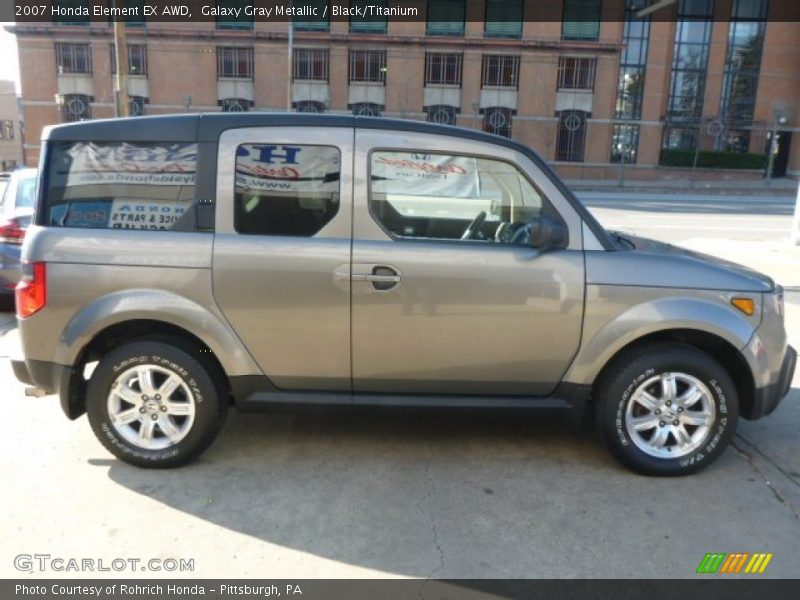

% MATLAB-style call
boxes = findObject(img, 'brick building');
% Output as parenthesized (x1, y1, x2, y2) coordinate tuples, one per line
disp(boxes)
(0, 80, 24, 171)
(8, 0, 800, 180)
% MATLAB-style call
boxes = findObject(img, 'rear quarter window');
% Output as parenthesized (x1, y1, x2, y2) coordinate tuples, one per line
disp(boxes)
(43, 141, 198, 231)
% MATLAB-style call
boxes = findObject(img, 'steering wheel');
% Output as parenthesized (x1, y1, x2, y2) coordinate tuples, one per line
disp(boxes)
(461, 211, 487, 240)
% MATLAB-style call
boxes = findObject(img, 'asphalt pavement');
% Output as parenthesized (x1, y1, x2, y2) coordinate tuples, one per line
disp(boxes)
(1, 192, 798, 579)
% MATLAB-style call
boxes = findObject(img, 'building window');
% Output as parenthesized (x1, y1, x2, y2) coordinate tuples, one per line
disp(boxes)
(124, 0, 147, 27)
(481, 55, 520, 88)
(719, 0, 767, 152)
(129, 96, 148, 116)
(562, 0, 602, 41)
(55, 43, 92, 74)
(352, 102, 382, 117)
(217, 46, 254, 79)
(485, 0, 523, 38)
(349, 50, 387, 83)
(556, 110, 588, 162)
(293, 0, 330, 32)
(557, 57, 596, 90)
(614, 0, 651, 120)
(111, 44, 148, 76)
(220, 98, 252, 112)
(425, 53, 462, 85)
(426, 0, 465, 36)
(610, 124, 640, 163)
(350, 0, 388, 33)
(426, 105, 459, 125)
(216, 0, 254, 30)
(664, 0, 714, 151)
(52, 0, 90, 25)
(61, 94, 92, 122)
(293, 48, 329, 81)
(483, 107, 514, 137)
(294, 100, 326, 113)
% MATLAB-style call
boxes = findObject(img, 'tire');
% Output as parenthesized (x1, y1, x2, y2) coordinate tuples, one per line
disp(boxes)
(86, 341, 227, 468)
(595, 343, 739, 476)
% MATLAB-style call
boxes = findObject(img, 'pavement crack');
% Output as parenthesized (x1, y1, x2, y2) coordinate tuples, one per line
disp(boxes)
(417, 443, 445, 599)
(731, 437, 800, 523)
(734, 434, 800, 489)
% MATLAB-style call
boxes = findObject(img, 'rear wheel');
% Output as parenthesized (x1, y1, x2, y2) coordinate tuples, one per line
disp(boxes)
(86, 341, 227, 468)
(596, 343, 739, 476)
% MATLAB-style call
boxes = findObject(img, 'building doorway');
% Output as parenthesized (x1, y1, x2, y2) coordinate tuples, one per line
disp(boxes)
(765, 130, 792, 178)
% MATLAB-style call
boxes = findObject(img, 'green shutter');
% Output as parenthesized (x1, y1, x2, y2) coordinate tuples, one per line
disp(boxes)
(427, 0, 466, 36)
(485, 0, 523, 38)
(294, 0, 330, 32)
(562, 0, 602, 40)
(350, 0, 388, 33)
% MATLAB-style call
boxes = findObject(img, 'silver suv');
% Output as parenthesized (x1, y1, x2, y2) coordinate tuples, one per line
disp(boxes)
(12, 114, 796, 475)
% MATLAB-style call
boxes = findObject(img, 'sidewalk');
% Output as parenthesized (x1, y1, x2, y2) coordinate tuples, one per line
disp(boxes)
(566, 177, 799, 197)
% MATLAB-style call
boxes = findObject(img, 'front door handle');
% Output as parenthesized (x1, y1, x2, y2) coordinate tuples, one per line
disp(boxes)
(352, 265, 402, 291)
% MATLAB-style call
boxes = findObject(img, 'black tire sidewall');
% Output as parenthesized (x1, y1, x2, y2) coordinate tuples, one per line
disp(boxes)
(599, 346, 739, 476)
(87, 341, 225, 468)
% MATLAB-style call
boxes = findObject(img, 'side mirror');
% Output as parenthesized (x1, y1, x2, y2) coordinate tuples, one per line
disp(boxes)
(530, 215, 568, 251)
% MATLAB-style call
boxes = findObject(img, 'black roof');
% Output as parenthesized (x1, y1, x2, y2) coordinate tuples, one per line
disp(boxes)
(44, 112, 522, 147)
(42, 113, 615, 250)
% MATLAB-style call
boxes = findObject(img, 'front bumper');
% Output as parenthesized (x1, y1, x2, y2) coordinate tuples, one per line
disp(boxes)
(748, 345, 797, 420)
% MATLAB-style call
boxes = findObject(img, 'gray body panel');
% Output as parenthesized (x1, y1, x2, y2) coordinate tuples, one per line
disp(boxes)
(13, 114, 793, 426)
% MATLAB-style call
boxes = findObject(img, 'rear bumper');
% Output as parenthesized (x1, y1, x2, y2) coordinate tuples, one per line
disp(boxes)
(748, 345, 797, 420)
(11, 358, 80, 419)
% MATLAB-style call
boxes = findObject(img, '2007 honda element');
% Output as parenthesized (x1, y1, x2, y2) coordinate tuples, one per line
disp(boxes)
(12, 114, 796, 475)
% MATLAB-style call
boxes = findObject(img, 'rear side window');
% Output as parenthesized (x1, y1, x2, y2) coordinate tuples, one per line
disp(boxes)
(234, 143, 340, 236)
(43, 142, 198, 230)
(15, 175, 36, 209)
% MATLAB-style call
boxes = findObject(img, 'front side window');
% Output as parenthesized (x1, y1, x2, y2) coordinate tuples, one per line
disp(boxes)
(234, 144, 340, 237)
(370, 151, 545, 245)
(43, 142, 198, 231)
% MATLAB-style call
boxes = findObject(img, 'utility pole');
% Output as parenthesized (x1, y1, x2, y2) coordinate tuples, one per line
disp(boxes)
(113, 0, 130, 117)
(286, 21, 293, 111)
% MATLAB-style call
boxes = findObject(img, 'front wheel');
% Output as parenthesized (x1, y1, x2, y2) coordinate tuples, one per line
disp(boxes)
(86, 341, 227, 468)
(596, 343, 739, 476)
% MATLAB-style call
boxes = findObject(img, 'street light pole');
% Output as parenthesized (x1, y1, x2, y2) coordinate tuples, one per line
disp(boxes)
(287, 21, 293, 111)
(113, 0, 130, 117)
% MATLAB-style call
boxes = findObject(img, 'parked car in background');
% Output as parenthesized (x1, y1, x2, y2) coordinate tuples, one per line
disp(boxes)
(11, 115, 796, 475)
(0, 168, 36, 308)
(0, 172, 9, 200)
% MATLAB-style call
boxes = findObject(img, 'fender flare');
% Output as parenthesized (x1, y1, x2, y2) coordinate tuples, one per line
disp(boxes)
(55, 289, 263, 377)
(563, 296, 758, 386)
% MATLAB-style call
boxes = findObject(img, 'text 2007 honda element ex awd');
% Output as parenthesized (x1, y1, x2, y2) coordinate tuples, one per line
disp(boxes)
(11, 114, 796, 475)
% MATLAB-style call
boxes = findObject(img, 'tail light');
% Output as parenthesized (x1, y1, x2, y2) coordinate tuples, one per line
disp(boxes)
(0, 218, 26, 245)
(16, 262, 46, 319)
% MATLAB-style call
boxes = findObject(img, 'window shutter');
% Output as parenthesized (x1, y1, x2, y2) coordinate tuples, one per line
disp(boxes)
(427, 0, 466, 36)
(562, 0, 602, 40)
(485, 0, 523, 38)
